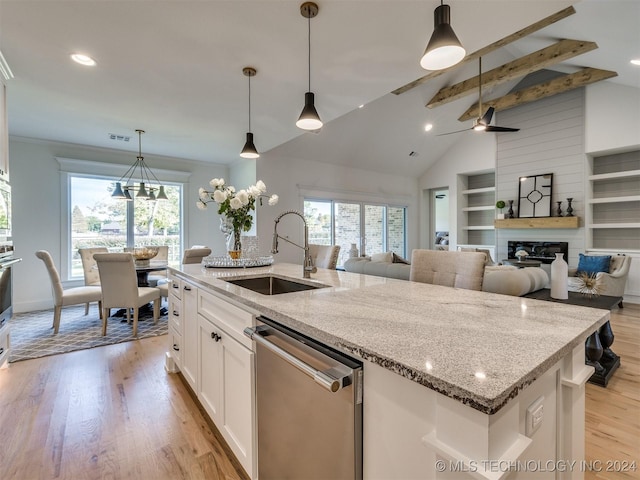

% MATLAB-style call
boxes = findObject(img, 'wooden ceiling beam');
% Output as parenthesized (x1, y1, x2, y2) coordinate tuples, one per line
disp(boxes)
(427, 39, 598, 108)
(458, 67, 618, 122)
(391, 5, 576, 95)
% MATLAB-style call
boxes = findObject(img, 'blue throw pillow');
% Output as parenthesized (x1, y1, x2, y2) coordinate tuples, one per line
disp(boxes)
(576, 254, 611, 275)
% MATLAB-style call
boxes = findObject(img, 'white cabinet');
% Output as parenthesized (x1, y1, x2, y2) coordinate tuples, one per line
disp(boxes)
(0, 81, 8, 181)
(167, 274, 183, 371)
(181, 280, 198, 391)
(0, 315, 9, 367)
(197, 289, 256, 479)
(166, 273, 256, 479)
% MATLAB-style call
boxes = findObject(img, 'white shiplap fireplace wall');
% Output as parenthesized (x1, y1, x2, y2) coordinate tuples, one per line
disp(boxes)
(495, 88, 586, 269)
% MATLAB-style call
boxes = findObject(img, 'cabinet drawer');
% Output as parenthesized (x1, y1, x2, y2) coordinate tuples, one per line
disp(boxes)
(198, 289, 253, 348)
(0, 326, 9, 366)
(168, 325, 182, 369)
(169, 298, 182, 331)
(169, 274, 182, 300)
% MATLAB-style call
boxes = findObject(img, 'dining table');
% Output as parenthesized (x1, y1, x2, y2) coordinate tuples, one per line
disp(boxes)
(134, 261, 168, 287)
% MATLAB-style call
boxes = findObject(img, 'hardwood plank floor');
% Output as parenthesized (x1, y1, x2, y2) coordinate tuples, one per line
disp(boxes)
(585, 303, 640, 480)
(0, 336, 245, 480)
(0, 304, 638, 479)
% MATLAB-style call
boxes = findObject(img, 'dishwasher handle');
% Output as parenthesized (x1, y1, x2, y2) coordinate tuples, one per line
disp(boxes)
(244, 326, 345, 393)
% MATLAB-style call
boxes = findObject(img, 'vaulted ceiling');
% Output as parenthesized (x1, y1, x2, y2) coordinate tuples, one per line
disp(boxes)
(1, 0, 638, 177)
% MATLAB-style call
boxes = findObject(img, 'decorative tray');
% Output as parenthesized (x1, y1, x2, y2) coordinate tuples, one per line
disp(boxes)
(202, 255, 274, 269)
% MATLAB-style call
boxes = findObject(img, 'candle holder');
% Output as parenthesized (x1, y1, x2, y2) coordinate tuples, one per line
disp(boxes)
(566, 198, 574, 217)
(556, 201, 563, 217)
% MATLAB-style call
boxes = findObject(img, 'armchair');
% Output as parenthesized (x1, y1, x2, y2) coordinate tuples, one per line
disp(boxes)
(568, 255, 632, 308)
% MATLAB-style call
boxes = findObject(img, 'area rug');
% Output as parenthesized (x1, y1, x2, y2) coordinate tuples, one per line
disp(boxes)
(9, 305, 168, 363)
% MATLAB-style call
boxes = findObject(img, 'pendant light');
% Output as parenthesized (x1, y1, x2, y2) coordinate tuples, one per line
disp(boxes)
(111, 129, 168, 201)
(240, 67, 259, 159)
(296, 2, 323, 131)
(420, 1, 466, 71)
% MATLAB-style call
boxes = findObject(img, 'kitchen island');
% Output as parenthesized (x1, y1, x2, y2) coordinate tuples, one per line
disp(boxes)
(166, 262, 608, 480)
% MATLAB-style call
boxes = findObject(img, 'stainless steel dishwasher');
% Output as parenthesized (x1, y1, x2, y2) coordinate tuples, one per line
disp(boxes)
(244, 316, 363, 480)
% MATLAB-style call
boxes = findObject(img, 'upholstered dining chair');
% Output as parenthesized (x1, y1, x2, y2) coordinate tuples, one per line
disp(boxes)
(35, 250, 103, 334)
(309, 244, 341, 269)
(146, 245, 169, 286)
(410, 249, 486, 291)
(94, 253, 161, 337)
(78, 246, 108, 313)
(182, 247, 212, 264)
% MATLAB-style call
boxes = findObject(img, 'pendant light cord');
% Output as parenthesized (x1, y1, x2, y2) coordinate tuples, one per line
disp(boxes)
(248, 73, 252, 132)
(307, 14, 311, 92)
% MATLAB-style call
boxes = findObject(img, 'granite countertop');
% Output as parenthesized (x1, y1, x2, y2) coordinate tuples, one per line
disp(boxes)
(169, 262, 609, 415)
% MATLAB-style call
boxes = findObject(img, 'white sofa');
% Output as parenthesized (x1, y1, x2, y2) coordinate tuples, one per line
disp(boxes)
(343, 257, 548, 297)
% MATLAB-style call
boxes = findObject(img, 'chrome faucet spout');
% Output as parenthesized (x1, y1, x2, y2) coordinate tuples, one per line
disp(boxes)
(271, 210, 317, 278)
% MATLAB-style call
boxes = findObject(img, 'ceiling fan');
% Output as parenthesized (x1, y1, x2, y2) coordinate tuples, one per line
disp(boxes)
(438, 57, 520, 136)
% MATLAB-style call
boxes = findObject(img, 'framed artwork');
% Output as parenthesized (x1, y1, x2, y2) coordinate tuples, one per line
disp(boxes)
(517, 173, 553, 218)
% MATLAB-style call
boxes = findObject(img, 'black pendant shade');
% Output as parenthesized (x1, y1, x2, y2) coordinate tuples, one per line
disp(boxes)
(240, 132, 259, 159)
(420, 3, 465, 71)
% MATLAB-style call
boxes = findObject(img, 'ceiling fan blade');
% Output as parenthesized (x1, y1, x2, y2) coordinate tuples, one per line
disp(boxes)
(436, 127, 472, 136)
(485, 125, 520, 132)
(480, 107, 495, 125)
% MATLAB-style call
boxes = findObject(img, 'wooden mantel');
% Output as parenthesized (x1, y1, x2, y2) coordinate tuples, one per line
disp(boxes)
(494, 217, 580, 229)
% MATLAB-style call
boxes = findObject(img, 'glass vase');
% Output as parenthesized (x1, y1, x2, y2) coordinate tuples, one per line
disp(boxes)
(227, 227, 242, 260)
(550, 253, 568, 299)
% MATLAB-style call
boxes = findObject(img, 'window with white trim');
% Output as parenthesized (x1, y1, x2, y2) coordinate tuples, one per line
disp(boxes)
(67, 174, 183, 280)
(304, 199, 407, 267)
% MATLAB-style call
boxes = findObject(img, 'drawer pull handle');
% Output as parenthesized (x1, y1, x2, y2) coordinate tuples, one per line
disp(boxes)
(0, 347, 3, 355)
(183, 285, 191, 291)
(0, 318, 5, 327)
(172, 310, 179, 317)
(211, 332, 221, 342)
(172, 283, 179, 289)
(172, 344, 180, 352)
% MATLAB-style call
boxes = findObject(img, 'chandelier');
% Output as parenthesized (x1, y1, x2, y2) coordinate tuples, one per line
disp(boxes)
(111, 129, 168, 201)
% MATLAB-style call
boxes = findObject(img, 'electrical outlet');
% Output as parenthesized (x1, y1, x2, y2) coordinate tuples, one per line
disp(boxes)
(526, 396, 544, 437)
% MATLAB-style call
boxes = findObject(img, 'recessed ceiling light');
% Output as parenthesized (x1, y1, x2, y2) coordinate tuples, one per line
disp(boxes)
(358, 104, 364, 109)
(424, 123, 433, 132)
(631, 59, 640, 66)
(71, 53, 96, 66)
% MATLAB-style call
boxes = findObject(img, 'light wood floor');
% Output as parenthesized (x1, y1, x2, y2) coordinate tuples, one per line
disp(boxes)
(0, 335, 245, 480)
(0, 305, 638, 480)
(585, 303, 640, 480)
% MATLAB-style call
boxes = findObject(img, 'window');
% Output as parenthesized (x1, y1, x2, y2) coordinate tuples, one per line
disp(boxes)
(304, 199, 407, 267)
(68, 175, 182, 280)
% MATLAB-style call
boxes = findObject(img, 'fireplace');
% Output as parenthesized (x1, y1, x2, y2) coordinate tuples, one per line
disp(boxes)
(507, 241, 568, 264)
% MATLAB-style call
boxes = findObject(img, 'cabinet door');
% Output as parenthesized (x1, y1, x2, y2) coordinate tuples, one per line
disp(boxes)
(181, 282, 198, 390)
(219, 330, 255, 477)
(198, 315, 223, 424)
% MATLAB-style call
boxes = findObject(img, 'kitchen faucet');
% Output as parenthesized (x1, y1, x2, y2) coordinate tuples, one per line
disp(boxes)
(271, 210, 317, 278)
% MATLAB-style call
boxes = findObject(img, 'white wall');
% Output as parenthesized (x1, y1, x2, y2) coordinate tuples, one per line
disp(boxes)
(418, 134, 496, 249)
(256, 152, 419, 265)
(585, 82, 640, 154)
(10, 137, 228, 312)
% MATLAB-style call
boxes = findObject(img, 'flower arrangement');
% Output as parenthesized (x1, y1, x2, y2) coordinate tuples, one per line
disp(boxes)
(574, 272, 604, 298)
(197, 178, 278, 257)
(514, 249, 529, 261)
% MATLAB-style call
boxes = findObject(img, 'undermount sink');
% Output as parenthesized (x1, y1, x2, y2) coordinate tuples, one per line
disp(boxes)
(224, 275, 329, 295)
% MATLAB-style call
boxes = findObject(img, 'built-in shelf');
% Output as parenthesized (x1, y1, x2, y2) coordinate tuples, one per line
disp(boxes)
(589, 223, 640, 229)
(462, 226, 495, 231)
(589, 195, 640, 204)
(587, 151, 640, 251)
(461, 205, 495, 212)
(461, 186, 495, 195)
(494, 217, 580, 229)
(588, 169, 640, 181)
